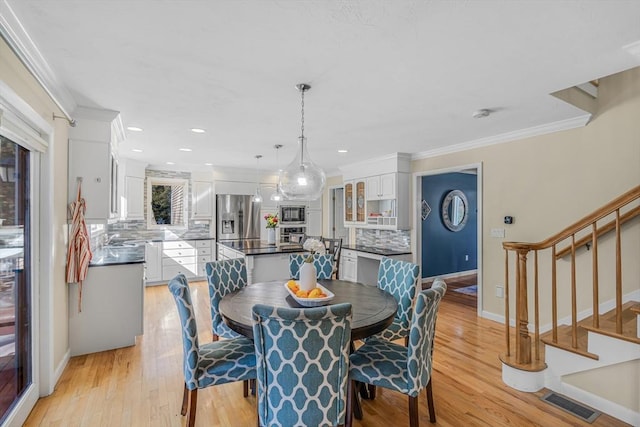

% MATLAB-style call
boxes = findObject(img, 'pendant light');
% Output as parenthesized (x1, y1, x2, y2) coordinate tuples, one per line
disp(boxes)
(270, 144, 283, 202)
(252, 154, 263, 203)
(279, 83, 326, 201)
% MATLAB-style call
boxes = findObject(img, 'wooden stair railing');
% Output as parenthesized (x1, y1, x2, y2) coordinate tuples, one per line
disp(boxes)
(499, 185, 640, 371)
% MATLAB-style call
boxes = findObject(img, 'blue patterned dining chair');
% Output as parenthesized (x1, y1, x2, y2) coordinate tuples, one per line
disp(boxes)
(206, 259, 248, 341)
(289, 253, 334, 280)
(372, 257, 421, 346)
(251, 302, 352, 427)
(168, 274, 256, 427)
(346, 280, 447, 427)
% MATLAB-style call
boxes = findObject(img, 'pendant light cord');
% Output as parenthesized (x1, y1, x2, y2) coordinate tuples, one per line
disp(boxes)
(300, 87, 305, 139)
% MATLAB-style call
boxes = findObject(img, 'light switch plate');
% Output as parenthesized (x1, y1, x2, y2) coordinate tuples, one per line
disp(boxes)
(491, 228, 505, 238)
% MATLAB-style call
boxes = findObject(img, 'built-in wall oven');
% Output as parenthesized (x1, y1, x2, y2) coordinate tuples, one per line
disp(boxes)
(280, 205, 306, 225)
(280, 226, 306, 244)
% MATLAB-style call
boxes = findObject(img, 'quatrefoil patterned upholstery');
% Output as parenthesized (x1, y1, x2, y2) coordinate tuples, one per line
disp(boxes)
(251, 302, 352, 427)
(349, 280, 446, 397)
(206, 259, 248, 339)
(371, 257, 420, 342)
(289, 254, 334, 280)
(168, 274, 256, 391)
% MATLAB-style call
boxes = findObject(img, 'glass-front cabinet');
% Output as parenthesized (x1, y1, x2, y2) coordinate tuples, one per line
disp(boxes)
(344, 181, 353, 225)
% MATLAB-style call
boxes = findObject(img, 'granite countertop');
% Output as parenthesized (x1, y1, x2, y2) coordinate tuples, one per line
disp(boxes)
(218, 239, 307, 256)
(89, 245, 145, 267)
(341, 244, 412, 257)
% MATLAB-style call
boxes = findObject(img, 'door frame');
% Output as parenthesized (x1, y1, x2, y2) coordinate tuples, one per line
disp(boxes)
(327, 185, 348, 245)
(413, 162, 483, 316)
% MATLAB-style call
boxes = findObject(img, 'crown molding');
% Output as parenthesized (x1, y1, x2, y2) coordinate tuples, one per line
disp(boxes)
(411, 114, 591, 161)
(0, 0, 77, 120)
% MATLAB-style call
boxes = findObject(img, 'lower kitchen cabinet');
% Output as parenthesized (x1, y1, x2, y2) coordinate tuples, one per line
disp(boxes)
(196, 239, 215, 277)
(68, 263, 144, 356)
(146, 239, 215, 284)
(340, 249, 357, 282)
(144, 241, 162, 283)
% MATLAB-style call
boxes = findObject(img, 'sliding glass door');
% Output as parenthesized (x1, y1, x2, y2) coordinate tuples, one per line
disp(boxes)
(0, 136, 31, 424)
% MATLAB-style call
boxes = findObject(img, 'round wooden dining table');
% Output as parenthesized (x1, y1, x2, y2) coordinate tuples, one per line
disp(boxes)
(219, 279, 398, 341)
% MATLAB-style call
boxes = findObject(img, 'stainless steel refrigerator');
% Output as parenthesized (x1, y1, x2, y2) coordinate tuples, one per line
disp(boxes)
(216, 194, 261, 241)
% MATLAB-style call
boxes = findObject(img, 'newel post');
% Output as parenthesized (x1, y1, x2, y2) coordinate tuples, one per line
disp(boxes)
(516, 249, 531, 364)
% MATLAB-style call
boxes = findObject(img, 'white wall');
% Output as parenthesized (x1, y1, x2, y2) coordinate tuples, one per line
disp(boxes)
(0, 38, 70, 380)
(411, 66, 640, 320)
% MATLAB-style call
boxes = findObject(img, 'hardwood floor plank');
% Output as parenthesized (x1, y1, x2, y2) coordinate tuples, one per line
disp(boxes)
(23, 280, 631, 427)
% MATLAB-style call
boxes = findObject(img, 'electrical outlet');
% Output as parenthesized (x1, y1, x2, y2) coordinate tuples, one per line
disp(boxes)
(465, 254, 469, 261)
(496, 286, 504, 298)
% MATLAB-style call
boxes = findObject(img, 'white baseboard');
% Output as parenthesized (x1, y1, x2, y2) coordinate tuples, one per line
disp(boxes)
(557, 382, 640, 426)
(50, 349, 70, 396)
(423, 269, 477, 282)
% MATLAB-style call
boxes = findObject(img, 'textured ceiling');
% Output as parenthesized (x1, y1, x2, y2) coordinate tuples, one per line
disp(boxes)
(5, 1, 640, 175)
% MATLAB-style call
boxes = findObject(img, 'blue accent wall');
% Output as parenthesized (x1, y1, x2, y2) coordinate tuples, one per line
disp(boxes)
(421, 173, 477, 278)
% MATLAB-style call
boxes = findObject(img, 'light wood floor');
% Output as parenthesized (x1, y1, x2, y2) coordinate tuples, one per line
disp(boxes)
(24, 280, 630, 427)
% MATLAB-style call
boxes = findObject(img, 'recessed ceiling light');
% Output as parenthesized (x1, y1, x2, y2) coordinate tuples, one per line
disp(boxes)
(166, 161, 175, 165)
(127, 126, 143, 132)
(131, 148, 143, 153)
(204, 163, 213, 166)
(338, 149, 348, 153)
(191, 128, 206, 133)
(179, 148, 192, 152)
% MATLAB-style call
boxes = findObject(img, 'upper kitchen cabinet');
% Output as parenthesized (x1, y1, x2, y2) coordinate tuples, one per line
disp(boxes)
(118, 158, 147, 220)
(192, 180, 213, 219)
(366, 173, 395, 200)
(343, 179, 366, 226)
(341, 153, 411, 230)
(68, 107, 125, 220)
(191, 170, 214, 220)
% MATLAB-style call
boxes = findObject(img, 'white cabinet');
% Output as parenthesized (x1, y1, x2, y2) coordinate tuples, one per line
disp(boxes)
(196, 239, 215, 277)
(68, 107, 124, 221)
(144, 242, 162, 284)
(306, 209, 322, 237)
(68, 263, 144, 356)
(68, 139, 112, 220)
(162, 240, 197, 280)
(124, 176, 145, 219)
(119, 158, 146, 220)
(192, 181, 213, 219)
(217, 243, 244, 261)
(366, 173, 395, 200)
(340, 249, 357, 282)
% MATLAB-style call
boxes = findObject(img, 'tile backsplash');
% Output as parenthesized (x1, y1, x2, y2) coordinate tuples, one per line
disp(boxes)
(356, 229, 410, 251)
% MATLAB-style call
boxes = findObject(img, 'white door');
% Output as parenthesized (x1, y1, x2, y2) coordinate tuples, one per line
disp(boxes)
(332, 188, 348, 244)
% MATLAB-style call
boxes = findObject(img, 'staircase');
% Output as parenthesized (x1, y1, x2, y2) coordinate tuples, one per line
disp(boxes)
(498, 185, 640, 425)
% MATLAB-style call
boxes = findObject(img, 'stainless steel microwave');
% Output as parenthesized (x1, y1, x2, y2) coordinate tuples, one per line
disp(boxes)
(280, 205, 306, 224)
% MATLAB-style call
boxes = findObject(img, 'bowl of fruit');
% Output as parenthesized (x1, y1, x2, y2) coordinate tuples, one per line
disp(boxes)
(284, 280, 335, 307)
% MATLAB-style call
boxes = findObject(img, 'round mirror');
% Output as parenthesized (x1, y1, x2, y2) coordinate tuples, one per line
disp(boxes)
(441, 190, 468, 232)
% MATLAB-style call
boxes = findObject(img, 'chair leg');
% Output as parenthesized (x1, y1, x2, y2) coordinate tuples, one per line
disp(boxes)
(408, 394, 419, 427)
(426, 379, 436, 423)
(181, 383, 189, 416)
(187, 389, 198, 427)
(243, 380, 249, 397)
(367, 383, 377, 399)
(345, 379, 354, 427)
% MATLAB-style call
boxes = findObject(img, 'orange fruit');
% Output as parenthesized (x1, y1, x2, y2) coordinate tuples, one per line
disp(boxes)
(287, 280, 299, 292)
(296, 289, 309, 298)
(308, 288, 322, 298)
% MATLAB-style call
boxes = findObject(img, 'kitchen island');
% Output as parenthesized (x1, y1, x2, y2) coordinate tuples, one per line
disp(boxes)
(217, 240, 307, 284)
(68, 244, 145, 356)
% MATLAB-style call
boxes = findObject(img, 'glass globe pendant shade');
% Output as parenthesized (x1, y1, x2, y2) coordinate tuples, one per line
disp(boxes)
(280, 136, 326, 201)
